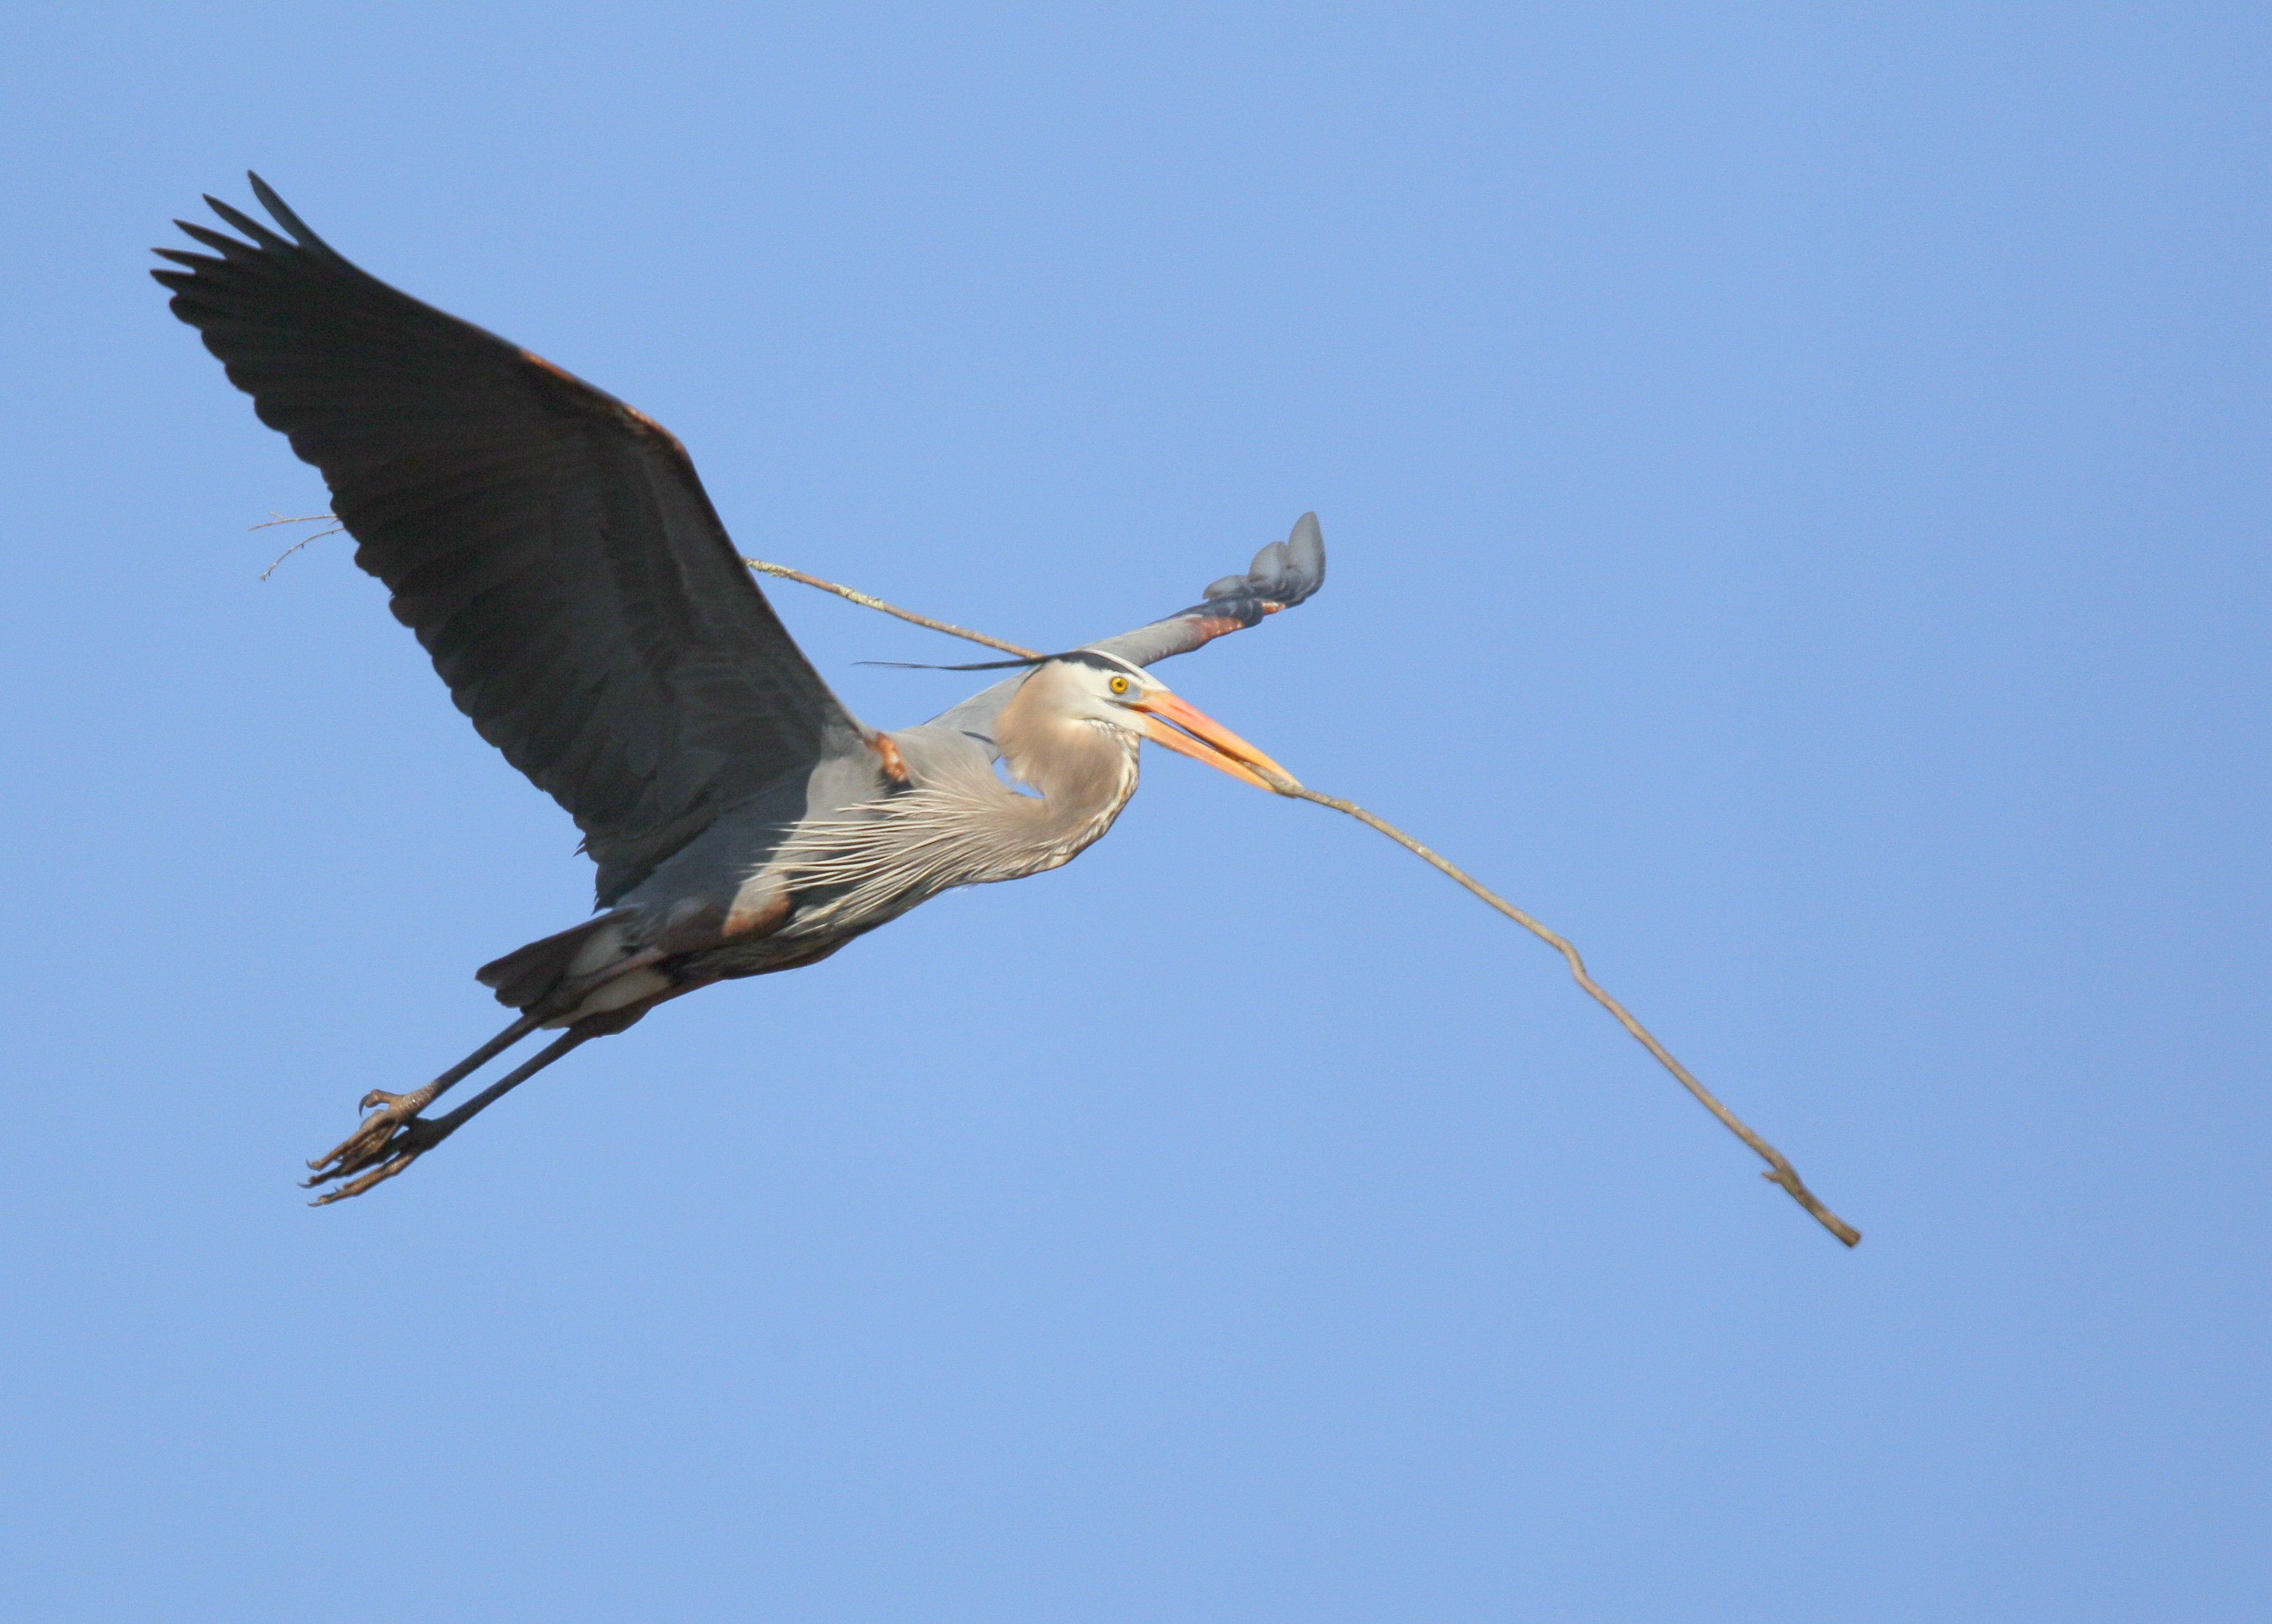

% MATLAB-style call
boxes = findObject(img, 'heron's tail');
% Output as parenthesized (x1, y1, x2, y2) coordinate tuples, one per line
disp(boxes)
(476, 915, 626, 1011)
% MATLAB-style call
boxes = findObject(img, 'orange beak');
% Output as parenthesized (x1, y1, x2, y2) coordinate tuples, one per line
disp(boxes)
(1130, 690, 1301, 792)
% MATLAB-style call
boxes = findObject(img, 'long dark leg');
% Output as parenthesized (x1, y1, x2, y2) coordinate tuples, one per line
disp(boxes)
(303, 1008, 550, 1187)
(301, 971, 712, 1206)
(306, 1026, 603, 1205)
(301, 948, 679, 1198)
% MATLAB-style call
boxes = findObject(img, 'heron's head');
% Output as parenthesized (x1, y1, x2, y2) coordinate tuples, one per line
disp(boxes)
(1015, 650, 1297, 791)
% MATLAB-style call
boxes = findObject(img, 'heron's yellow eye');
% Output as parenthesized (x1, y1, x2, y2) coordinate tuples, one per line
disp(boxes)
(1108, 674, 1130, 695)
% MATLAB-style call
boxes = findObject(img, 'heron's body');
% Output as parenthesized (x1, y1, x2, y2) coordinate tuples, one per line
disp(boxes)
(516, 659, 1160, 1025)
(154, 176, 1325, 1201)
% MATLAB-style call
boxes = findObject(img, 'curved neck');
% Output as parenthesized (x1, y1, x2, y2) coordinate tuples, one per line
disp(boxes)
(988, 672, 1143, 866)
(776, 696, 1143, 929)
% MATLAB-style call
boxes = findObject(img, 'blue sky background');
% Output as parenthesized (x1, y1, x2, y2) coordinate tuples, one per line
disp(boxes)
(2, 4, 2265, 1619)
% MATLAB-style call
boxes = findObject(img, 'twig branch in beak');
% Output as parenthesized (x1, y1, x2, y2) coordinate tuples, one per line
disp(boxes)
(1131, 690, 1303, 791)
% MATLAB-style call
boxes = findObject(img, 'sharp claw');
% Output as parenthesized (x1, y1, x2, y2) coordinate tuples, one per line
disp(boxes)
(307, 1124, 391, 1174)
(308, 1146, 425, 1205)
(358, 1086, 428, 1114)
(304, 1091, 437, 1187)
(299, 1019, 584, 1207)
(302, 1147, 376, 1185)
(303, 1084, 460, 1201)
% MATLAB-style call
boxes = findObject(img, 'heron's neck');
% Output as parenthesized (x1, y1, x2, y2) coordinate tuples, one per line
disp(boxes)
(775, 712, 1140, 929)
(991, 705, 1142, 868)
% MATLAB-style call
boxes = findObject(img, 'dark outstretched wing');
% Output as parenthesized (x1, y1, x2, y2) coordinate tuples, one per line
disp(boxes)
(154, 175, 869, 904)
(1083, 512, 1327, 669)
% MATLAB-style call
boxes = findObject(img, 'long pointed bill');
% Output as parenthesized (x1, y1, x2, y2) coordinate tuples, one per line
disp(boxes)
(1132, 690, 1301, 792)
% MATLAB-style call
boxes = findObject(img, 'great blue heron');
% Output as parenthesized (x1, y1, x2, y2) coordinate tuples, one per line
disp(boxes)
(155, 176, 1325, 1204)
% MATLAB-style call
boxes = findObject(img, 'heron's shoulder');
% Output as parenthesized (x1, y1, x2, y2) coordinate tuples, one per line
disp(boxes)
(885, 721, 1004, 793)
(883, 711, 996, 761)
(912, 676, 1026, 760)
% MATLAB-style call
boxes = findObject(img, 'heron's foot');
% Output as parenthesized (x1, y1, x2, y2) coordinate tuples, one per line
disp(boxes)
(303, 1085, 451, 1205)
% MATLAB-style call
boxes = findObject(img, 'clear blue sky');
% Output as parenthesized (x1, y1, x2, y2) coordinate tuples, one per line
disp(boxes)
(2, 4, 2264, 1620)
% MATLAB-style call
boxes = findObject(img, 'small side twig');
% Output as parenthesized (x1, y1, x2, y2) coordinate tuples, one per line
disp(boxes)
(746, 555, 1862, 1248)
(252, 512, 343, 580)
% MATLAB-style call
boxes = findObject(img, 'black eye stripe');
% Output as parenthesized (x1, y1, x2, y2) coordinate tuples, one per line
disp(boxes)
(1057, 650, 1144, 678)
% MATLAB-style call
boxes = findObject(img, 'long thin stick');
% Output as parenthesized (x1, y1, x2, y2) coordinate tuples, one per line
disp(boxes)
(744, 558, 1038, 657)
(1264, 783, 1859, 1245)
(753, 556, 1861, 1247)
